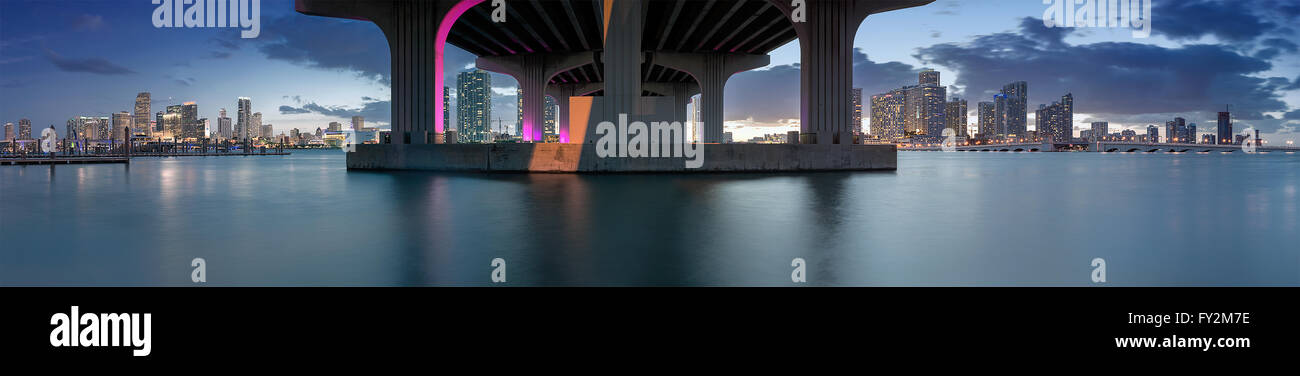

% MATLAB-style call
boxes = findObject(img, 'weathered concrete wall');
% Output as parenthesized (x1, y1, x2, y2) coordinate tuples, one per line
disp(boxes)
(346, 143, 896, 172)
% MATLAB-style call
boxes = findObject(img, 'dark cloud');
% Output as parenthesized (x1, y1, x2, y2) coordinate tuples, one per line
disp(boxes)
(255, 15, 391, 84)
(914, 17, 1288, 127)
(278, 105, 311, 114)
(1285, 76, 1300, 91)
(278, 97, 391, 124)
(725, 48, 921, 122)
(44, 48, 134, 75)
(1151, 0, 1277, 42)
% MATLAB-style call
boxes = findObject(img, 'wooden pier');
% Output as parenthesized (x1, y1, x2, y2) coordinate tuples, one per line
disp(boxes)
(1, 157, 129, 165)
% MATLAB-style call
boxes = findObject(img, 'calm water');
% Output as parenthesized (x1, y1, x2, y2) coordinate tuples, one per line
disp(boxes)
(2, 150, 1297, 286)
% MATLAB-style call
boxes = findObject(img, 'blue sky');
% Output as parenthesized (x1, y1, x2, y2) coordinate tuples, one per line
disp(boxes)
(3, 0, 1299, 143)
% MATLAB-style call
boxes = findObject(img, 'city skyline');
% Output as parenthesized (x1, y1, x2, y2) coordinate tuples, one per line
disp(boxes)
(2, 0, 1300, 144)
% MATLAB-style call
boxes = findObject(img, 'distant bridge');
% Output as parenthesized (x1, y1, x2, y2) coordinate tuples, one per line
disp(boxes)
(1094, 142, 1299, 153)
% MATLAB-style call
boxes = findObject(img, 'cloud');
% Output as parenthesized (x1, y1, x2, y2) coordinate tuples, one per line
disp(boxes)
(209, 51, 232, 59)
(278, 105, 311, 114)
(70, 14, 104, 31)
(277, 97, 391, 124)
(914, 17, 1289, 129)
(724, 48, 921, 122)
(1150, 0, 1278, 42)
(44, 48, 134, 75)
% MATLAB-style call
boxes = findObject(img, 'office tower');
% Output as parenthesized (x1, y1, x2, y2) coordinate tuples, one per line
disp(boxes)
(112, 112, 133, 141)
(155, 111, 164, 134)
(996, 81, 1028, 138)
(544, 96, 557, 137)
(1091, 122, 1108, 141)
(162, 113, 181, 140)
(918, 69, 940, 86)
(181, 101, 199, 139)
(690, 95, 702, 142)
(1036, 93, 1073, 143)
(262, 123, 272, 139)
(944, 97, 967, 138)
(1146, 125, 1159, 143)
(134, 92, 151, 136)
(251, 112, 263, 139)
(870, 88, 906, 141)
(1165, 117, 1186, 143)
(904, 71, 946, 139)
(236, 97, 252, 140)
(1187, 124, 1197, 144)
(217, 109, 232, 140)
(352, 115, 364, 131)
(200, 118, 210, 138)
(457, 69, 492, 143)
(64, 121, 77, 140)
(328, 122, 342, 132)
(851, 88, 863, 135)
(18, 119, 32, 139)
(977, 102, 995, 138)
(443, 87, 450, 132)
(1217, 109, 1232, 145)
(3, 122, 12, 139)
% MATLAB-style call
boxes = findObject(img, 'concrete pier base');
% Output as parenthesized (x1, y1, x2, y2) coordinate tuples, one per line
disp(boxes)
(346, 143, 896, 173)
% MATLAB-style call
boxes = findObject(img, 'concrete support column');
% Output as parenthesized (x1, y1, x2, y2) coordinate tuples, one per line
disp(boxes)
(600, 0, 643, 119)
(654, 52, 769, 143)
(798, 0, 858, 144)
(478, 52, 594, 142)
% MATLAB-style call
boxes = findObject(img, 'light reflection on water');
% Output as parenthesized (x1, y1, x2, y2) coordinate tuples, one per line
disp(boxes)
(1, 150, 1297, 286)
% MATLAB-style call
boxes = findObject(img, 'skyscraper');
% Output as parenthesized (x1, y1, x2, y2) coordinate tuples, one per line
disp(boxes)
(251, 112, 263, 139)
(236, 97, 252, 141)
(1146, 125, 1159, 143)
(1187, 124, 1197, 145)
(904, 70, 946, 139)
(457, 69, 492, 143)
(112, 112, 133, 141)
(544, 96, 557, 137)
(1166, 117, 1186, 143)
(1090, 122, 1108, 141)
(996, 81, 1028, 138)
(443, 87, 450, 133)
(1035, 93, 1073, 143)
(4, 122, 12, 140)
(352, 115, 365, 131)
(851, 88, 863, 135)
(218, 108, 232, 140)
(944, 97, 967, 138)
(18, 119, 32, 139)
(977, 102, 995, 139)
(181, 101, 199, 139)
(134, 92, 151, 136)
(1217, 109, 1232, 145)
(869, 88, 906, 141)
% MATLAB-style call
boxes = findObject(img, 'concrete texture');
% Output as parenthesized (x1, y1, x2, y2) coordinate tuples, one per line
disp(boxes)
(346, 143, 896, 173)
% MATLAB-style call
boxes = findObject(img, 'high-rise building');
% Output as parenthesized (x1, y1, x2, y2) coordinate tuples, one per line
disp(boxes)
(1165, 117, 1186, 143)
(869, 88, 906, 141)
(944, 97, 967, 138)
(1187, 124, 1197, 145)
(262, 123, 273, 140)
(200, 118, 210, 138)
(352, 115, 364, 131)
(328, 122, 342, 132)
(443, 87, 450, 133)
(251, 112, 263, 139)
(904, 70, 946, 139)
(996, 81, 1028, 138)
(164, 104, 183, 139)
(181, 101, 199, 139)
(4, 122, 12, 140)
(1090, 122, 1108, 141)
(18, 119, 33, 139)
(134, 92, 152, 136)
(217, 108, 232, 140)
(457, 69, 492, 143)
(544, 96, 557, 137)
(236, 97, 252, 140)
(1036, 93, 1073, 142)
(977, 102, 995, 139)
(1146, 125, 1159, 143)
(851, 88, 864, 135)
(112, 112, 133, 141)
(155, 111, 164, 134)
(1217, 109, 1232, 145)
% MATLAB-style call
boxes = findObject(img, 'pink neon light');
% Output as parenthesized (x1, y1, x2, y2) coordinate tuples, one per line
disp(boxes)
(435, 0, 486, 134)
